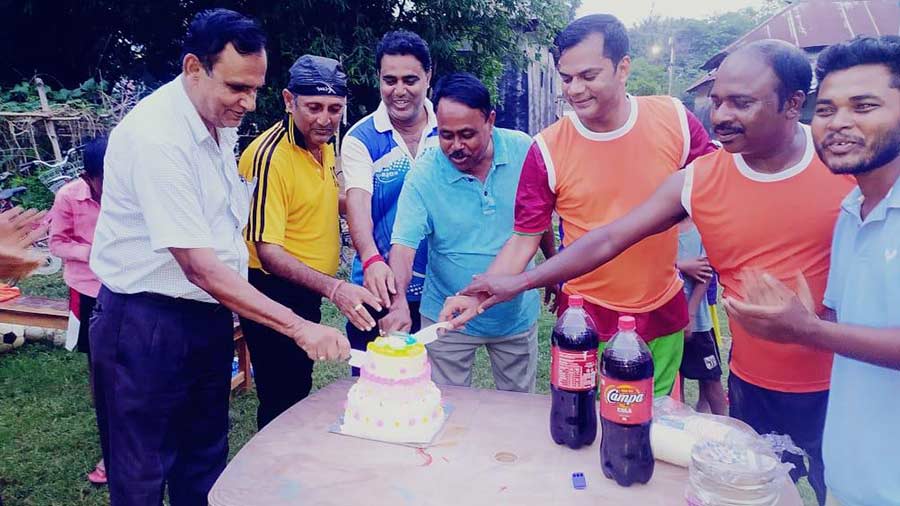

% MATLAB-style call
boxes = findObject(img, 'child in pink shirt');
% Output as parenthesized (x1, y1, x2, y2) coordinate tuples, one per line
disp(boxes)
(49, 136, 106, 485)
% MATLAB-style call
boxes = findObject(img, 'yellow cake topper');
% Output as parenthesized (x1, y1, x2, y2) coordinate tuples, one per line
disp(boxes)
(368, 332, 425, 358)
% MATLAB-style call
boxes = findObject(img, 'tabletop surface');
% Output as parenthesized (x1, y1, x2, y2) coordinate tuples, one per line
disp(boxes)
(210, 379, 802, 506)
(0, 295, 68, 314)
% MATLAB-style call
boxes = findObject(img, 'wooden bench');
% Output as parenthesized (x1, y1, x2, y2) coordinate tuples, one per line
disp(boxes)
(0, 295, 253, 392)
(231, 320, 252, 392)
(0, 295, 68, 330)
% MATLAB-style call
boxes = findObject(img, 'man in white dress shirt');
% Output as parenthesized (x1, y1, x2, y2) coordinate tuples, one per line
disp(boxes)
(88, 9, 349, 505)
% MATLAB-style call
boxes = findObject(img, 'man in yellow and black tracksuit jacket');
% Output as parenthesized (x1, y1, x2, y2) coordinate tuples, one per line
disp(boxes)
(239, 55, 380, 429)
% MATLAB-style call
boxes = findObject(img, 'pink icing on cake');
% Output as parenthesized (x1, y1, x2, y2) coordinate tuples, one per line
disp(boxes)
(361, 362, 432, 386)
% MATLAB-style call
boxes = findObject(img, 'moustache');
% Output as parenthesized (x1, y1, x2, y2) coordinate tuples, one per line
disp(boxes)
(713, 123, 745, 135)
(450, 150, 468, 160)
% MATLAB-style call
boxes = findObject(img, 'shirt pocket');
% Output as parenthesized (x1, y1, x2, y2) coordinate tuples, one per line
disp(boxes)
(230, 176, 256, 231)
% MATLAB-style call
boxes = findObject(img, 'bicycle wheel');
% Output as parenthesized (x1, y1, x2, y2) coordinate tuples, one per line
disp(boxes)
(32, 247, 63, 275)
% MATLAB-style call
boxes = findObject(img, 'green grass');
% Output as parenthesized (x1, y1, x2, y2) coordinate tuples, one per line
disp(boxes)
(0, 286, 816, 505)
(14, 272, 69, 300)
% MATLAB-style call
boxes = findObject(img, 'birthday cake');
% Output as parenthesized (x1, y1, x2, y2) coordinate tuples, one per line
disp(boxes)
(341, 333, 446, 443)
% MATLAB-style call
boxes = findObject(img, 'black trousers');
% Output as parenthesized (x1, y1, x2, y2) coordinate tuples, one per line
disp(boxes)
(90, 286, 233, 506)
(240, 269, 322, 430)
(728, 374, 829, 506)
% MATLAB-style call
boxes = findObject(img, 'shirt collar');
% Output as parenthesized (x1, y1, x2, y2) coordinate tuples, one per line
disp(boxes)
(443, 128, 509, 184)
(888, 174, 900, 209)
(373, 99, 437, 134)
(70, 178, 94, 202)
(566, 94, 638, 142)
(281, 113, 310, 150)
(173, 75, 239, 149)
(840, 172, 900, 219)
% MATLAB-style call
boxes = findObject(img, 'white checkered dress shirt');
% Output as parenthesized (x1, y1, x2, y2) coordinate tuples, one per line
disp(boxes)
(90, 76, 254, 302)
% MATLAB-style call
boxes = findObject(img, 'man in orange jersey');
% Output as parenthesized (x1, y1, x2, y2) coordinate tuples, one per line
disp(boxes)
(441, 14, 716, 398)
(726, 35, 900, 506)
(460, 40, 854, 505)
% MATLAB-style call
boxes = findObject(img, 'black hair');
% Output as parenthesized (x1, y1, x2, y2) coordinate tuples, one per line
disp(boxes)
(432, 72, 492, 119)
(376, 30, 432, 72)
(552, 14, 629, 65)
(82, 136, 107, 179)
(735, 40, 812, 110)
(181, 8, 266, 71)
(816, 35, 900, 89)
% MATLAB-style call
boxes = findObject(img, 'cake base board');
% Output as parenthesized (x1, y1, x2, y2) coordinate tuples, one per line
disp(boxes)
(328, 403, 454, 448)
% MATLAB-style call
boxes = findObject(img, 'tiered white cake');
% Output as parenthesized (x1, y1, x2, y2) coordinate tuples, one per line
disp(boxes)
(341, 333, 445, 443)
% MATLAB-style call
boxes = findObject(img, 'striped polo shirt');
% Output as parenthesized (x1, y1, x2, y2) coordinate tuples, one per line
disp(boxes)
(341, 100, 439, 300)
(239, 115, 340, 276)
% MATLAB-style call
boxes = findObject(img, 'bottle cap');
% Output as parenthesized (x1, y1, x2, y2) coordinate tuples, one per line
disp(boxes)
(618, 315, 636, 331)
(569, 295, 584, 308)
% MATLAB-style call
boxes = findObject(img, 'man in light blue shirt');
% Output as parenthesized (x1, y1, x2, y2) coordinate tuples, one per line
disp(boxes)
(382, 73, 552, 392)
(724, 35, 900, 506)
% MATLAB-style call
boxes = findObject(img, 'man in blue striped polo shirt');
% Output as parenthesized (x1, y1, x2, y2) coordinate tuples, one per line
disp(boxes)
(343, 31, 437, 357)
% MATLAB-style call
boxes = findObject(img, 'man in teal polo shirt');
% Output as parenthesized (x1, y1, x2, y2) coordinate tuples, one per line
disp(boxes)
(725, 35, 900, 506)
(381, 72, 550, 392)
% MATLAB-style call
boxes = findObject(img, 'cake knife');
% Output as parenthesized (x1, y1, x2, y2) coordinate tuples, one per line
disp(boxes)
(346, 322, 451, 368)
(347, 348, 368, 368)
(412, 321, 451, 345)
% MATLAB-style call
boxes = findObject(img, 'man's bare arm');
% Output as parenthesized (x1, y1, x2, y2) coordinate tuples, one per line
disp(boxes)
(170, 247, 349, 360)
(462, 171, 689, 306)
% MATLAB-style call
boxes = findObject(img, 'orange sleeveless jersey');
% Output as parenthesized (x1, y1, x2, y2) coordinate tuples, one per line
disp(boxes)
(686, 126, 854, 392)
(536, 95, 689, 312)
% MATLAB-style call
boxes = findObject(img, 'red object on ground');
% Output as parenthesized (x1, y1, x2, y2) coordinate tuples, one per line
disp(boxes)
(0, 284, 21, 303)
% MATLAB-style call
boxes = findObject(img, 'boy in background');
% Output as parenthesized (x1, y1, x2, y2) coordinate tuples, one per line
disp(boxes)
(677, 217, 727, 415)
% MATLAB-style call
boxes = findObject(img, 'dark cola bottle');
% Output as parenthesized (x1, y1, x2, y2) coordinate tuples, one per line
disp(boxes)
(549, 294, 599, 449)
(599, 315, 655, 486)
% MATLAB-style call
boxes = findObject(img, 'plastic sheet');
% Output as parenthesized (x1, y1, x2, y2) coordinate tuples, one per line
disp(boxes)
(685, 440, 792, 506)
(651, 396, 763, 467)
(647, 397, 794, 506)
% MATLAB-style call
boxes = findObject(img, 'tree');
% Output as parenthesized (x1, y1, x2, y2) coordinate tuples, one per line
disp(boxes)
(626, 57, 666, 96)
(625, 5, 772, 101)
(1, 0, 577, 127)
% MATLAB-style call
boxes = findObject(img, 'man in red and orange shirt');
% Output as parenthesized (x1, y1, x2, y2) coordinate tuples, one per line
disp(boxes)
(461, 40, 853, 505)
(443, 14, 715, 398)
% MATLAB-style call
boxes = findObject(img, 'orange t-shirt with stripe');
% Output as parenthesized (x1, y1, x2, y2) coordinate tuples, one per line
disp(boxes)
(536, 95, 688, 312)
(686, 125, 854, 393)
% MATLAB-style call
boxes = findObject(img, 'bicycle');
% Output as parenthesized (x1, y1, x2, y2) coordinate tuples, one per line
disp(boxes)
(17, 145, 84, 194)
(2, 148, 84, 277)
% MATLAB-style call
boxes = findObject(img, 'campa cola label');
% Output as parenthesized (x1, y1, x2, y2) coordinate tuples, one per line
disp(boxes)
(599, 375, 653, 424)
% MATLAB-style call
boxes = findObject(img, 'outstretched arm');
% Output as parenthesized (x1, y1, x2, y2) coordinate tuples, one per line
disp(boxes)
(463, 170, 689, 308)
(724, 271, 900, 370)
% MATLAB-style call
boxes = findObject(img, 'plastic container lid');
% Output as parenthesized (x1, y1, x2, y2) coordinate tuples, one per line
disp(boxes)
(568, 295, 584, 308)
(686, 440, 786, 506)
(618, 315, 636, 331)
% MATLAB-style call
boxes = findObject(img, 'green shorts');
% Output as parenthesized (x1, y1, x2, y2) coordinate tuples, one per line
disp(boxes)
(599, 330, 684, 397)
